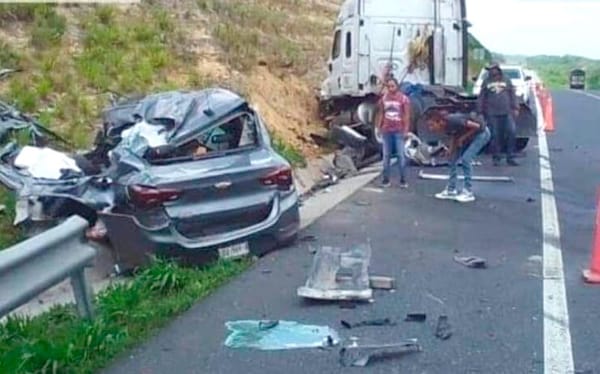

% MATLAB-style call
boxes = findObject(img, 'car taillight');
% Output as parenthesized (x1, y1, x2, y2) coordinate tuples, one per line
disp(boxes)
(128, 184, 182, 209)
(261, 167, 293, 190)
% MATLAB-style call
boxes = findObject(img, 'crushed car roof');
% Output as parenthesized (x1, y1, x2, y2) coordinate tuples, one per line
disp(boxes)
(103, 88, 249, 145)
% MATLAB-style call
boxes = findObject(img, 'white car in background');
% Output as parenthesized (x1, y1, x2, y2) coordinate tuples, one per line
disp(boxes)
(472, 65, 533, 105)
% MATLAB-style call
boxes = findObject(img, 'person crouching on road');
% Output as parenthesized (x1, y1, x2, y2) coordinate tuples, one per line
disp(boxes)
(376, 77, 411, 188)
(428, 111, 491, 203)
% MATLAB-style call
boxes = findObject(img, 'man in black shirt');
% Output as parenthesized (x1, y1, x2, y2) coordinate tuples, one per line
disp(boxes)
(427, 111, 491, 202)
(477, 63, 519, 166)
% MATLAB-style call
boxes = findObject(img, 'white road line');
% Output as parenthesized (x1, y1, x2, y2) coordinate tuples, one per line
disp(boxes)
(539, 126, 575, 373)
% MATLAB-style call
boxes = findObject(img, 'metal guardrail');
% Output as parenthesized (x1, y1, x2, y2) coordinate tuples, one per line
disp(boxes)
(0, 215, 97, 320)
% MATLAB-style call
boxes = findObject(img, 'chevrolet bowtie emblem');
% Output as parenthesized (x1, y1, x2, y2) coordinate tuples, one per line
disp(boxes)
(214, 181, 232, 189)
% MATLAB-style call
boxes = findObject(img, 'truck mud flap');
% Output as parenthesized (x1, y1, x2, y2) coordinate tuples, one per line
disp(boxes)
(516, 103, 537, 138)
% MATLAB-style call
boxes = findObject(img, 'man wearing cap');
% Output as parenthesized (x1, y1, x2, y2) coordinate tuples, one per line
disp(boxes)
(477, 63, 519, 166)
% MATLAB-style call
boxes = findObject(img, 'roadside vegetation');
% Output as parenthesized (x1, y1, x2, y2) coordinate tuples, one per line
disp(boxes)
(499, 54, 600, 89)
(0, 258, 250, 374)
(525, 55, 600, 89)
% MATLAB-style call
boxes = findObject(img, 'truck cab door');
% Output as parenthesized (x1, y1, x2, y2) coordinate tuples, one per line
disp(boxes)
(327, 28, 343, 96)
(340, 20, 358, 94)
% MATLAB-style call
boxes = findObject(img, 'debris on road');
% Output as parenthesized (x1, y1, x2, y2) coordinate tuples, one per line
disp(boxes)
(340, 318, 396, 329)
(339, 340, 422, 367)
(297, 244, 373, 301)
(299, 235, 318, 243)
(454, 256, 487, 269)
(405, 132, 449, 167)
(335, 274, 396, 290)
(363, 186, 384, 194)
(404, 313, 427, 322)
(338, 301, 357, 309)
(224, 320, 340, 350)
(369, 275, 395, 290)
(434, 315, 453, 340)
(419, 170, 515, 183)
(354, 199, 371, 206)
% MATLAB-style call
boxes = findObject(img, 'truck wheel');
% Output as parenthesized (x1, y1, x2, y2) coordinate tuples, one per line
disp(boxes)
(516, 138, 529, 152)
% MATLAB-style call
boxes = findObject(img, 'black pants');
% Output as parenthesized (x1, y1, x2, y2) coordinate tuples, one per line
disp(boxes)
(488, 115, 516, 160)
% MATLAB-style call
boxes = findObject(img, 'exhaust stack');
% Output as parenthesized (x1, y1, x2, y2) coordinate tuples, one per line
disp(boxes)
(432, 0, 445, 85)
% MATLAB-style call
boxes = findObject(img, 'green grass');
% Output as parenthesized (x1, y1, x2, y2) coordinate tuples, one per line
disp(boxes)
(0, 188, 22, 248)
(0, 257, 251, 374)
(272, 135, 306, 167)
(199, 0, 329, 71)
(0, 5, 181, 149)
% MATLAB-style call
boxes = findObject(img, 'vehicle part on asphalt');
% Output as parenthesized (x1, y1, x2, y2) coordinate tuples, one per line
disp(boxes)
(339, 340, 422, 367)
(405, 132, 449, 166)
(354, 199, 371, 206)
(297, 244, 373, 301)
(299, 235, 317, 242)
(418, 170, 515, 183)
(336, 274, 396, 289)
(404, 313, 427, 322)
(369, 275, 395, 290)
(454, 256, 487, 269)
(224, 320, 340, 350)
(434, 315, 453, 340)
(341, 318, 396, 329)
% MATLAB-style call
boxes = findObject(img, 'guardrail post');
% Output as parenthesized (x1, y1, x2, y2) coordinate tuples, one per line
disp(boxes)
(70, 268, 94, 320)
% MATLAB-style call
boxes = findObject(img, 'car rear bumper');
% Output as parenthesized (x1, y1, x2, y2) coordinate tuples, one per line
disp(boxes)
(100, 191, 300, 270)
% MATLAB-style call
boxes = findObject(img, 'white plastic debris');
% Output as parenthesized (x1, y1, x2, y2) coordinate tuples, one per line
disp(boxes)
(14, 146, 81, 179)
(120, 120, 168, 148)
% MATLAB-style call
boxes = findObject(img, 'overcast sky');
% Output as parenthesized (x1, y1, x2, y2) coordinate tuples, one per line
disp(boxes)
(466, 0, 600, 59)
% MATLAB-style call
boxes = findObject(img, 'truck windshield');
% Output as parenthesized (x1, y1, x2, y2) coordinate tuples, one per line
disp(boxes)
(480, 68, 523, 81)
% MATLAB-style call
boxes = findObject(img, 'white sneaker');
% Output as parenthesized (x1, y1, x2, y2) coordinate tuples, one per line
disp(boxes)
(435, 188, 459, 200)
(456, 190, 476, 203)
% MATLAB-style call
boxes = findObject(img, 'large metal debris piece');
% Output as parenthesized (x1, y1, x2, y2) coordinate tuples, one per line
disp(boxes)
(339, 340, 423, 367)
(297, 244, 373, 301)
(418, 169, 515, 183)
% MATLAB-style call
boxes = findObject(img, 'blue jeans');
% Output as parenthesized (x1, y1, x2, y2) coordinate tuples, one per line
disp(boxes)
(488, 115, 517, 160)
(382, 131, 406, 181)
(448, 127, 491, 191)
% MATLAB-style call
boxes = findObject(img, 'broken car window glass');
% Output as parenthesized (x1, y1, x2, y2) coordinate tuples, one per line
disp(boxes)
(224, 320, 340, 350)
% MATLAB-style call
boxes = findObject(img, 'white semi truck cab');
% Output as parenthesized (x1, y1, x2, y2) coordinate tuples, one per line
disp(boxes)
(320, 0, 469, 101)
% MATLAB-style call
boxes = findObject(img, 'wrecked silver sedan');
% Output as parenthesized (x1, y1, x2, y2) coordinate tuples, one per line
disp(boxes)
(0, 89, 300, 270)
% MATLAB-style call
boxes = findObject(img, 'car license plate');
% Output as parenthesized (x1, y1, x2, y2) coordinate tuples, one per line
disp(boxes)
(218, 242, 250, 260)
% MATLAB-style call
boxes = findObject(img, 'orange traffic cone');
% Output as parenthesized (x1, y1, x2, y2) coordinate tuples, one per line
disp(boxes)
(544, 93, 555, 132)
(583, 190, 600, 283)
